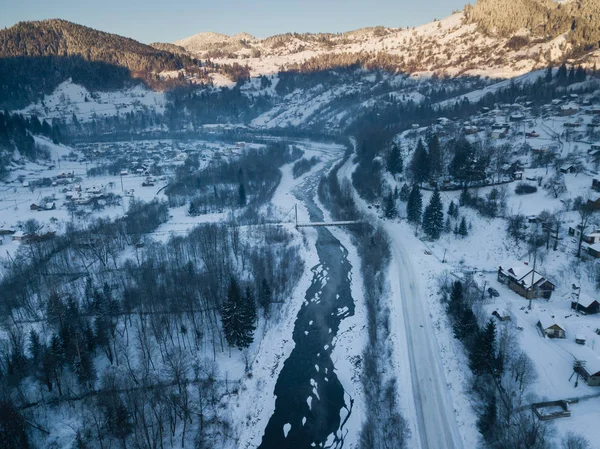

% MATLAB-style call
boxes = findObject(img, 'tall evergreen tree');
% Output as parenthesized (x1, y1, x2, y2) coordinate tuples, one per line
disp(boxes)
(259, 278, 272, 317)
(387, 143, 403, 176)
(544, 66, 553, 83)
(422, 189, 444, 240)
(427, 133, 442, 180)
(470, 319, 497, 376)
(458, 216, 468, 237)
(568, 65, 576, 84)
(410, 138, 430, 185)
(406, 184, 422, 224)
(221, 278, 255, 349)
(556, 63, 568, 85)
(575, 65, 587, 83)
(384, 192, 397, 219)
(399, 183, 411, 202)
(477, 393, 497, 442)
(238, 183, 247, 206)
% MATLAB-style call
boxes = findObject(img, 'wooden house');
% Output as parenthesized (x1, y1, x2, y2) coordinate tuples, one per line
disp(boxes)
(537, 313, 566, 338)
(571, 347, 600, 386)
(497, 264, 555, 299)
(571, 293, 600, 314)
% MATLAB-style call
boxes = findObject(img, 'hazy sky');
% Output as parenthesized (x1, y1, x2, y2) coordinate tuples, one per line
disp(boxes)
(1, 0, 470, 43)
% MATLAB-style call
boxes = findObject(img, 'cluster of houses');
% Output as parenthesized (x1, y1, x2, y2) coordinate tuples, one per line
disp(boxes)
(495, 262, 600, 387)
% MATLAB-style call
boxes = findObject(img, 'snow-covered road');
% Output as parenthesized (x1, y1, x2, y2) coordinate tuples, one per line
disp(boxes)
(386, 227, 464, 449)
(336, 147, 464, 449)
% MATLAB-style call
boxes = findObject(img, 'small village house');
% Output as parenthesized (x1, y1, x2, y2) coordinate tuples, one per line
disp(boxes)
(560, 164, 576, 174)
(571, 346, 600, 386)
(537, 313, 566, 338)
(497, 264, 555, 299)
(571, 293, 600, 315)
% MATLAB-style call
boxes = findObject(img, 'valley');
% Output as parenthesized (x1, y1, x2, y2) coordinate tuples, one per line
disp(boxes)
(3, 1, 600, 449)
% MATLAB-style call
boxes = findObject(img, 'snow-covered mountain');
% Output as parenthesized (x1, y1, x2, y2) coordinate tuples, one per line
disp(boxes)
(175, 11, 600, 79)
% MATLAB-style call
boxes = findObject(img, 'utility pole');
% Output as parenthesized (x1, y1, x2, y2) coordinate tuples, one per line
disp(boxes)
(295, 204, 298, 227)
(529, 222, 539, 310)
(442, 248, 447, 263)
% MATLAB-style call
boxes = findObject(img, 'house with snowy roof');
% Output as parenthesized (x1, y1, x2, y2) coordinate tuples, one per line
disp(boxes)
(571, 293, 600, 315)
(497, 263, 555, 300)
(570, 345, 600, 386)
(537, 312, 566, 339)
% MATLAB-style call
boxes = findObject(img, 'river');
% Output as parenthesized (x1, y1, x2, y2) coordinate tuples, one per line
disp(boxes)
(258, 176, 355, 449)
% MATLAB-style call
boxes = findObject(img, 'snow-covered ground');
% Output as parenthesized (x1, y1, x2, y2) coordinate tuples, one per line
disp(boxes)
(18, 79, 166, 123)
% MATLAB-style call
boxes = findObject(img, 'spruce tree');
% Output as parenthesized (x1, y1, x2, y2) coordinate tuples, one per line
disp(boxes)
(444, 216, 452, 234)
(448, 200, 456, 218)
(238, 183, 247, 206)
(422, 189, 444, 240)
(384, 192, 397, 219)
(221, 278, 256, 349)
(387, 143, 403, 176)
(477, 393, 497, 442)
(544, 66, 553, 83)
(259, 278, 272, 316)
(568, 65, 575, 84)
(458, 216, 468, 237)
(427, 133, 442, 180)
(399, 183, 411, 202)
(556, 63, 568, 85)
(239, 287, 257, 348)
(410, 138, 430, 185)
(406, 185, 422, 224)
(470, 319, 497, 376)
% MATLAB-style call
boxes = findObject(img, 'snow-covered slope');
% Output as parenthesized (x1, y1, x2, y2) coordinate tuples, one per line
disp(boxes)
(18, 79, 166, 123)
(176, 12, 600, 79)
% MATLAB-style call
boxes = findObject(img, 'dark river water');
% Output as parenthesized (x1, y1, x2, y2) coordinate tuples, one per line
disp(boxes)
(258, 182, 355, 449)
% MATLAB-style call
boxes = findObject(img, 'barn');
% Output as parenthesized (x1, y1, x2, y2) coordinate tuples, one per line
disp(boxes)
(571, 293, 600, 315)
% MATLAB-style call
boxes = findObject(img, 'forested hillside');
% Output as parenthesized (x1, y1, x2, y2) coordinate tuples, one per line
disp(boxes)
(0, 19, 198, 73)
(0, 20, 202, 109)
(464, 0, 600, 54)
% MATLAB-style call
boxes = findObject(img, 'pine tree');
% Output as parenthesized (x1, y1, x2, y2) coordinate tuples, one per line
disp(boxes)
(427, 133, 442, 180)
(410, 138, 430, 185)
(406, 185, 422, 224)
(544, 65, 553, 83)
(387, 143, 403, 176)
(568, 65, 576, 84)
(477, 393, 497, 441)
(238, 183, 247, 206)
(399, 183, 411, 202)
(458, 216, 468, 237)
(470, 319, 497, 376)
(259, 278, 272, 317)
(575, 65, 586, 83)
(239, 287, 257, 348)
(448, 200, 458, 218)
(384, 192, 397, 219)
(422, 189, 444, 240)
(444, 216, 451, 233)
(556, 63, 568, 85)
(221, 279, 256, 350)
(188, 200, 198, 216)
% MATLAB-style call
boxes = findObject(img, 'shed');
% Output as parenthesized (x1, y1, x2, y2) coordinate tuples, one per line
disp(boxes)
(537, 313, 566, 338)
(560, 164, 576, 174)
(571, 293, 600, 315)
(571, 346, 600, 386)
